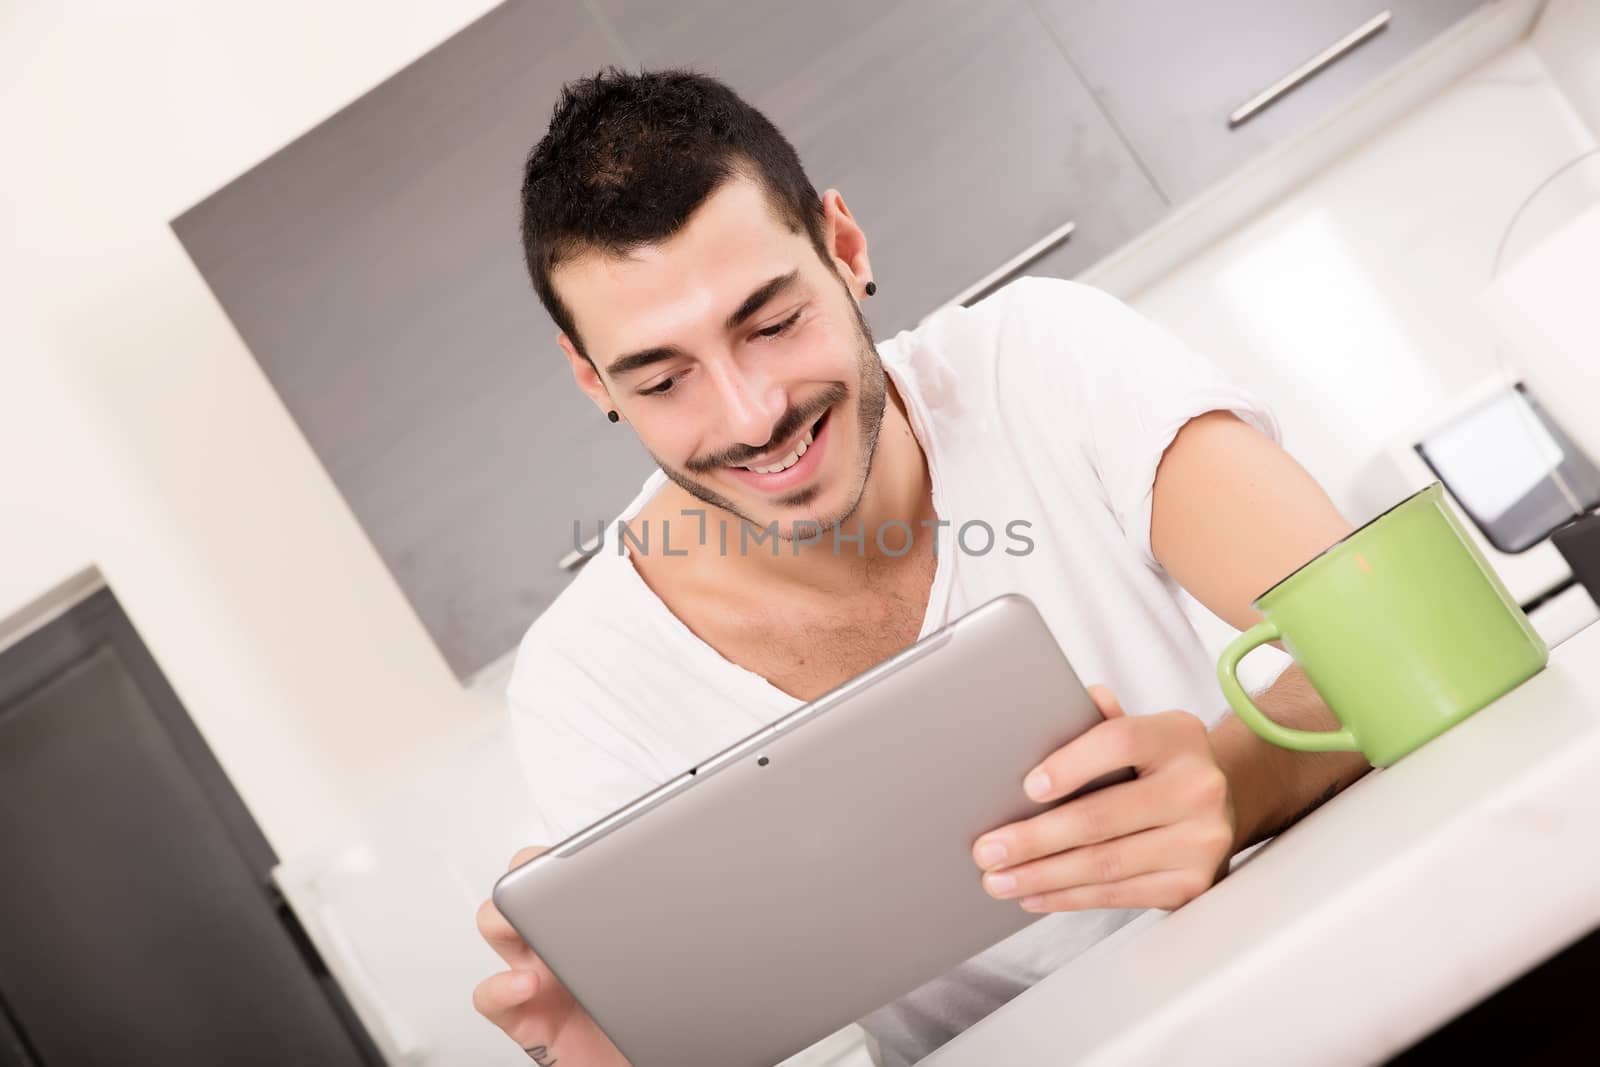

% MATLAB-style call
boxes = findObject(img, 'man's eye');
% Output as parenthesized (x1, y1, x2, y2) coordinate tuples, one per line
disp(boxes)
(641, 376, 677, 397)
(756, 310, 803, 339)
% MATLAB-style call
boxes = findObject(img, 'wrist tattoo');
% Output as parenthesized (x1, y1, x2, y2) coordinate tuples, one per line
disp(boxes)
(523, 1044, 558, 1065)
(1264, 781, 1338, 840)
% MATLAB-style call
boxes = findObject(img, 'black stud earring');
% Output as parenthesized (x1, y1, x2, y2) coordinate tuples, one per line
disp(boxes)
(607, 410, 620, 423)
(864, 280, 877, 297)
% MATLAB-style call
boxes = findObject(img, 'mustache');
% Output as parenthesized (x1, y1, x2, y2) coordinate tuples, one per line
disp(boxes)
(688, 382, 849, 472)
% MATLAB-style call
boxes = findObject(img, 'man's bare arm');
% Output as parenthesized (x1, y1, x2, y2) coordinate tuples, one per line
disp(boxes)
(1210, 664, 1371, 851)
(1150, 410, 1372, 854)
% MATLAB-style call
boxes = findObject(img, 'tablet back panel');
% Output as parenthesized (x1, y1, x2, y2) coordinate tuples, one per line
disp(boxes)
(493, 593, 1125, 1067)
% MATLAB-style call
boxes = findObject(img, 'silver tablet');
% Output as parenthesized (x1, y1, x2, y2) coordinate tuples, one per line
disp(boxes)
(492, 592, 1132, 1067)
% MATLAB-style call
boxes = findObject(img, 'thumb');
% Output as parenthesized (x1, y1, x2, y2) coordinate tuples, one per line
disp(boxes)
(1086, 684, 1126, 720)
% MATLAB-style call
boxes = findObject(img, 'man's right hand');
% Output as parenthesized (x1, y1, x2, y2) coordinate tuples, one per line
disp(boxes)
(473, 846, 630, 1065)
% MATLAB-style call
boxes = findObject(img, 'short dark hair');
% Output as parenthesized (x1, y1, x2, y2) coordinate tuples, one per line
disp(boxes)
(519, 67, 832, 365)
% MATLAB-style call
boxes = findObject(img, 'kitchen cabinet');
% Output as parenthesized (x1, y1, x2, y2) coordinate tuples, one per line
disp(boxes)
(591, 0, 1168, 338)
(1030, 0, 1491, 205)
(174, 0, 651, 681)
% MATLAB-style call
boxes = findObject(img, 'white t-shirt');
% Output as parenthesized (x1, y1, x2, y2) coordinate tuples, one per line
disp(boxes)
(505, 275, 1280, 1066)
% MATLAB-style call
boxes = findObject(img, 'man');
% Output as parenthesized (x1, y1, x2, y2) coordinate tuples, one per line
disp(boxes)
(473, 67, 1370, 1066)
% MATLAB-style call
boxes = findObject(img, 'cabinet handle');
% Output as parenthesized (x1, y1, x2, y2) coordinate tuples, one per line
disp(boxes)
(559, 537, 603, 572)
(1228, 10, 1391, 128)
(944, 218, 1077, 310)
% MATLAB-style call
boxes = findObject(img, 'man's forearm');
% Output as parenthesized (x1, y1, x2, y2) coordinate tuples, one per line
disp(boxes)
(1209, 664, 1372, 855)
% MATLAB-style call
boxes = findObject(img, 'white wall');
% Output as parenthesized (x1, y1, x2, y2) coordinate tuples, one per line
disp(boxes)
(1535, 0, 1600, 135)
(1, 0, 506, 861)
(1125, 42, 1600, 525)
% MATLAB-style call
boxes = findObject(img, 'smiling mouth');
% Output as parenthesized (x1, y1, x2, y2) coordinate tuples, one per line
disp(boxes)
(730, 408, 830, 475)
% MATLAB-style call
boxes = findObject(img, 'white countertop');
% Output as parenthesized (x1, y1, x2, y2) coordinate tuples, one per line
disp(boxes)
(920, 619, 1600, 1066)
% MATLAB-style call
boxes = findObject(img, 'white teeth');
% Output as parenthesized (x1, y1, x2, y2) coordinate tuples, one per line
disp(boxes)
(742, 424, 818, 475)
(752, 447, 800, 474)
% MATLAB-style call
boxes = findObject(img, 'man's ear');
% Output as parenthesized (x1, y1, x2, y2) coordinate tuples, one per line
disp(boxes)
(559, 332, 617, 418)
(820, 188, 874, 298)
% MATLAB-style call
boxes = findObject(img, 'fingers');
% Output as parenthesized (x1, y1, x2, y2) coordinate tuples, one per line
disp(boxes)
(968, 695, 1233, 916)
(979, 823, 1229, 904)
(508, 845, 548, 871)
(478, 846, 550, 967)
(1022, 708, 1205, 804)
(974, 713, 1226, 872)
(477, 896, 535, 969)
(1086, 684, 1126, 720)
(973, 775, 1177, 870)
(475, 848, 576, 1053)
(473, 968, 539, 1031)
(1013, 868, 1214, 913)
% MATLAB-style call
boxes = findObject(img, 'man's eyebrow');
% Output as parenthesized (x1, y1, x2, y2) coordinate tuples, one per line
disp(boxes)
(723, 269, 800, 332)
(604, 344, 686, 380)
(603, 270, 801, 379)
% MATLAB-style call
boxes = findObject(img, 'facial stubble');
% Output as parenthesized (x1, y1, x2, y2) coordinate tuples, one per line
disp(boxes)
(651, 295, 888, 543)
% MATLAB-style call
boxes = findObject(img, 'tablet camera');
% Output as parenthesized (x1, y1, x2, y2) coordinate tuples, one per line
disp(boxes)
(757, 756, 769, 767)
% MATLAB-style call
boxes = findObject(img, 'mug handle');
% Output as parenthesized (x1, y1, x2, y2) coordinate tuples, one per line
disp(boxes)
(1216, 621, 1358, 753)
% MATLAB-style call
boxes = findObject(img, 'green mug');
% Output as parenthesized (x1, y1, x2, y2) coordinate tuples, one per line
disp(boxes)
(1216, 482, 1548, 767)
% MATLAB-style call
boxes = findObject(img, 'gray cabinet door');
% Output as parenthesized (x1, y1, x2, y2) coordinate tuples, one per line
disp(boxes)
(175, 1, 648, 680)
(593, 0, 1168, 336)
(1031, 0, 1488, 205)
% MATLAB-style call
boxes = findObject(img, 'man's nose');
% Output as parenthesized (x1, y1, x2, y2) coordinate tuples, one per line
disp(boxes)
(709, 360, 787, 448)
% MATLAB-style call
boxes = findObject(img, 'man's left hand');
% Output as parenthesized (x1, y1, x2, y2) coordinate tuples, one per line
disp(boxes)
(971, 685, 1236, 913)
